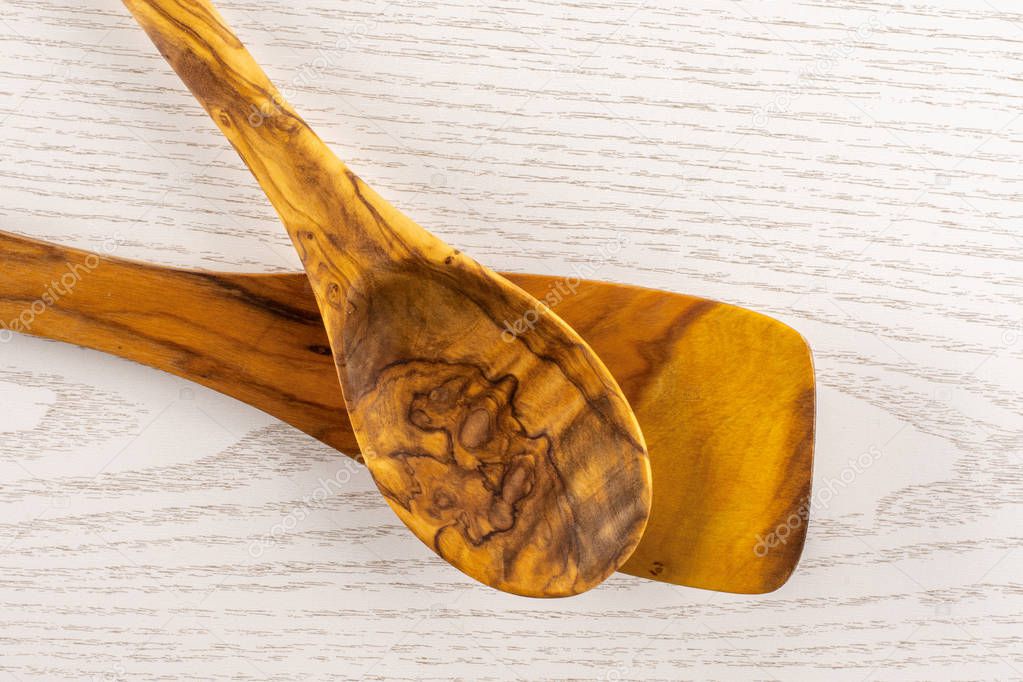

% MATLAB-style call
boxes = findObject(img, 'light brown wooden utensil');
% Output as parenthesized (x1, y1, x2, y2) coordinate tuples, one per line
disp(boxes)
(122, 0, 652, 597)
(0, 230, 815, 594)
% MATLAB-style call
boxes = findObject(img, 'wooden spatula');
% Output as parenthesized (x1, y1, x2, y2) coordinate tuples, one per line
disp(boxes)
(0, 230, 815, 594)
(123, 0, 652, 597)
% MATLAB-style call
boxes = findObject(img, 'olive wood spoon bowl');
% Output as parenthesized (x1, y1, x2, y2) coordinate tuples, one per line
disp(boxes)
(0, 229, 816, 594)
(122, 0, 651, 597)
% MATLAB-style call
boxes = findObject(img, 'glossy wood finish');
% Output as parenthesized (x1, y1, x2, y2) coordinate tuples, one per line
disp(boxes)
(0, 230, 815, 593)
(3, 1, 1020, 675)
(123, 0, 652, 597)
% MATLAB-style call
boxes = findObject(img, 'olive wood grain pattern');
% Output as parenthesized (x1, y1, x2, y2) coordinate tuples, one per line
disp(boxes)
(0, 230, 815, 593)
(123, 0, 652, 597)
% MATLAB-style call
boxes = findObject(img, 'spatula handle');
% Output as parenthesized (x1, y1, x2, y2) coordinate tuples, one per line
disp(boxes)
(0, 229, 359, 453)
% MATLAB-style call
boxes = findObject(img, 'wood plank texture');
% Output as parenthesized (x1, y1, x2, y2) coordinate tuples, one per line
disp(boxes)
(0, 0, 1020, 679)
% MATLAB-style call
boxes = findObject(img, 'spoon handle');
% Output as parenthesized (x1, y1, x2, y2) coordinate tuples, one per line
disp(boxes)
(123, 0, 428, 279)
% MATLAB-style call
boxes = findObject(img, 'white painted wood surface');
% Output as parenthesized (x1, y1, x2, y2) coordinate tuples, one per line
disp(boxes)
(1, 0, 1021, 679)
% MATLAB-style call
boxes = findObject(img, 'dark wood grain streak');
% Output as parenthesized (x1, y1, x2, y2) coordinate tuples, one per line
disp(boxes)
(1, 0, 1018, 676)
(0, 229, 814, 594)
(124, 0, 653, 597)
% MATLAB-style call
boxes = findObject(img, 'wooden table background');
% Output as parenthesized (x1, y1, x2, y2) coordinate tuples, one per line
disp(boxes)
(1, 0, 1020, 679)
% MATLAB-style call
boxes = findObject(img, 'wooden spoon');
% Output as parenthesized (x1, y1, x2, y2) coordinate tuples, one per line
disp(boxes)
(0, 230, 815, 594)
(122, 0, 651, 597)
